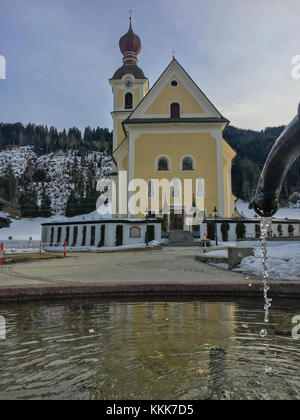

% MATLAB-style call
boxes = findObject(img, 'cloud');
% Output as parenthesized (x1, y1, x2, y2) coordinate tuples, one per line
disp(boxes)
(1, 0, 300, 131)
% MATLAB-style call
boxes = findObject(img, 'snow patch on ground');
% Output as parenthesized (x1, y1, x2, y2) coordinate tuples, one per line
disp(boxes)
(205, 249, 228, 257)
(234, 242, 300, 280)
(44, 240, 161, 253)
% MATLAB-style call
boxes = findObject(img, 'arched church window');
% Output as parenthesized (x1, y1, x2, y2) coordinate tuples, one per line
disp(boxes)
(170, 102, 180, 118)
(157, 157, 170, 171)
(125, 92, 133, 109)
(182, 156, 194, 171)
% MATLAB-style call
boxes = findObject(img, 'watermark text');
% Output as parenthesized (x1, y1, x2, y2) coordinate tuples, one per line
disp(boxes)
(292, 315, 300, 339)
(0, 315, 6, 340)
(0, 55, 6, 79)
(291, 55, 300, 80)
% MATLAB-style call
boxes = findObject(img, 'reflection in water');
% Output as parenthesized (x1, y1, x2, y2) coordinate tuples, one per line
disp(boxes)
(0, 298, 300, 400)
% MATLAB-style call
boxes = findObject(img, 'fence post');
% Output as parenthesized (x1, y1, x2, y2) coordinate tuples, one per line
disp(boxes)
(64, 241, 67, 258)
(0, 244, 3, 265)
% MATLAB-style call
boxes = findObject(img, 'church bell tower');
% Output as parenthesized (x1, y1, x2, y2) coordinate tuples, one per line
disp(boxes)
(109, 17, 149, 151)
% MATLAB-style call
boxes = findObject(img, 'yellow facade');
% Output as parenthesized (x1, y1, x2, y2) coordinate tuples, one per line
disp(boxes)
(110, 57, 236, 222)
(145, 75, 206, 116)
(134, 132, 218, 216)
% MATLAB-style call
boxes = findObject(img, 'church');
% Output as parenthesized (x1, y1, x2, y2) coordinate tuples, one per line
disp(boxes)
(109, 18, 236, 230)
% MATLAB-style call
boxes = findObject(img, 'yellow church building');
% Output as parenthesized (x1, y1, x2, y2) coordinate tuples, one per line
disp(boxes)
(109, 18, 236, 229)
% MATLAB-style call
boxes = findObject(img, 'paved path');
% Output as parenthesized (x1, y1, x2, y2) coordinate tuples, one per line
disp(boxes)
(0, 247, 298, 300)
(0, 247, 246, 286)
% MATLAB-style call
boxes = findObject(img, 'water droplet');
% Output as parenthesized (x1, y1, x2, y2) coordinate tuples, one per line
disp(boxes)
(260, 329, 268, 338)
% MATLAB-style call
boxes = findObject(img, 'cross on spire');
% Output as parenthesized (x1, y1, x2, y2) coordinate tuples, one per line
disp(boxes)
(172, 50, 176, 59)
(129, 9, 133, 21)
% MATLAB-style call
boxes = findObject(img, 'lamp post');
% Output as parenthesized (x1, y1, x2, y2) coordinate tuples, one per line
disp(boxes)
(213, 206, 218, 247)
(145, 208, 149, 247)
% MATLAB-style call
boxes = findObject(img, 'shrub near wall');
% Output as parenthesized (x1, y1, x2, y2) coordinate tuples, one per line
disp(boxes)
(255, 224, 261, 238)
(90, 226, 96, 246)
(146, 225, 155, 243)
(81, 226, 87, 246)
(116, 225, 123, 247)
(236, 222, 246, 239)
(207, 222, 215, 240)
(98, 225, 105, 247)
(278, 224, 283, 237)
(57, 227, 62, 246)
(288, 224, 295, 237)
(65, 226, 70, 245)
(221, 222, 230, 242)
(72, 226, 78, 247)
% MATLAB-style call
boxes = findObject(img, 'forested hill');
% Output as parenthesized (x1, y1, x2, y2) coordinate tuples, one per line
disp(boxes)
(223, 125, 300, 203)
(0, 123, 113, 218)
(0, 121, 299, 218)
(0, 123, 112, 153)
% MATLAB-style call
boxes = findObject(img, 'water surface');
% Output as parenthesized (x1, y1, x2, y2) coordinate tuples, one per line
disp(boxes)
(0, 298, 300, 400)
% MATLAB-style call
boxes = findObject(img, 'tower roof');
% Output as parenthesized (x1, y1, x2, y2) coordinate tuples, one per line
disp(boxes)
(111, 18, 146, 80)
(119, 19, 141, 64)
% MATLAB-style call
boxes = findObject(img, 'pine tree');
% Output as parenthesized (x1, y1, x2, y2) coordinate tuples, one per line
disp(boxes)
(40, 190, 52, 217)
(65, 190, 80, 217)
(19, 186, 39, 218)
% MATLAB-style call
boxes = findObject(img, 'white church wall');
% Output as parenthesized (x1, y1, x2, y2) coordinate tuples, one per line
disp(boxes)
(42, 220, 162, 250)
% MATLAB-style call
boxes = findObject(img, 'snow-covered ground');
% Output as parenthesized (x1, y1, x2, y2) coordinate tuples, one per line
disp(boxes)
(235, 241, 300, 280)
(44, 240, 161, 253)
(236, 199, 300, 219)
(0, 204, 113, 241)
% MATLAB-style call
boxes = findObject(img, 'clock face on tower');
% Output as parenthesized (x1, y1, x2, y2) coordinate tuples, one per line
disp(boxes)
(125, 80, 133, 88)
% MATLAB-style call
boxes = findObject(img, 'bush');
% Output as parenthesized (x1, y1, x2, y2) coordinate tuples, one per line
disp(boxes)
(90, 226, 96, 246)
(288, 224, 295, 237)
(57, 227, 62, 246)
(65, 226, 70, 245)
(207, 222, 215, 240)
(50, 227, 54, 246)
(162, 214, 169, 232)
(98, 225, 105, 247)
(255, 224, 261, 238)
(221, 222, 230, 242)
(81, 226, 87, 246)
(236, 222, 246, 239)
(277, 224, 283, 237)
(72, 226, 78, 247)
(146, 225, 155, 243)
(116, 225, 123, 246)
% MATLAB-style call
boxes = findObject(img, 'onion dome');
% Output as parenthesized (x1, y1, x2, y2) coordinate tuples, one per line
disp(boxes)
(119, 19, 141, 65)
(111, 19, 145, 80)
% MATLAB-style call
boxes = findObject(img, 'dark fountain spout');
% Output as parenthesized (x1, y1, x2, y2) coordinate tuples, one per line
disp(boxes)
(249, 103, 300, 217)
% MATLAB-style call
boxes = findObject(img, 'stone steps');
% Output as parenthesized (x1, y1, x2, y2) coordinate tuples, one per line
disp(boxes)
(168, 230, 195, 247)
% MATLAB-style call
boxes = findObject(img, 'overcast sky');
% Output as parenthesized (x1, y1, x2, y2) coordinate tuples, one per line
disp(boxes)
(0, 0, 299, 132)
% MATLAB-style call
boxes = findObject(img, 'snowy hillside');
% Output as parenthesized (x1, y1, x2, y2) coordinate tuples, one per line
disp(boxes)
(0, 146, 112, 214)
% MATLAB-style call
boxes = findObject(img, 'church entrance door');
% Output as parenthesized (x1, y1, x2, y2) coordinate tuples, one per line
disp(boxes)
(170, 208, 184, 230)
